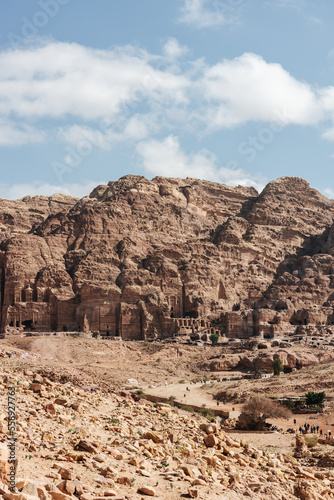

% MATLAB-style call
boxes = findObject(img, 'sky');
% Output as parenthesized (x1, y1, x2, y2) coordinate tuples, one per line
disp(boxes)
(1, 0, 334, 199)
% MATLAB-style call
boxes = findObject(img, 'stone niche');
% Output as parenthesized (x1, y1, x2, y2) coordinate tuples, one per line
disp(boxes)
(76, 300, 120, 336)
(161, 279, 183, 319)
(165, 293, 183, 318)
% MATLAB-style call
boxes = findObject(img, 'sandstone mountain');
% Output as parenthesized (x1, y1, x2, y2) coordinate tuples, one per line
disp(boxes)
(1, 175, 334, 340)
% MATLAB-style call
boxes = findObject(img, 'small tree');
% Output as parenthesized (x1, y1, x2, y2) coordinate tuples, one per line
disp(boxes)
(272, 357, 283, 376)
(305, 391, 326, 406)
(237, 396, 292, 431)
(210, 333, 219, 345)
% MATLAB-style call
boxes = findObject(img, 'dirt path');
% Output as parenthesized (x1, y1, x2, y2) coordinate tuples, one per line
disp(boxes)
(144, 381, 240, 417)
(145, 381, 334, 433)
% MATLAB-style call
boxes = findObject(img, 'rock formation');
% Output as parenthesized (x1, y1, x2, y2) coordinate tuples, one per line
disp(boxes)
(1, 175, 334, 341)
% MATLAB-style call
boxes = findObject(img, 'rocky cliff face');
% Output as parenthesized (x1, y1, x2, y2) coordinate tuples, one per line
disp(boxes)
(1, 175, 334, 340)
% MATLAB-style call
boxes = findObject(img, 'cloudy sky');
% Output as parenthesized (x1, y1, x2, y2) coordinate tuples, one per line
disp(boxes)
(1, 0, 334, 199)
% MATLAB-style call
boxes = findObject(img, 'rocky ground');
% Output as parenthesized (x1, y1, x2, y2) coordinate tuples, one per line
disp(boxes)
(1, 361, 334, 500)
(1, 337, 334, 499)
(3, 336, 334, 394)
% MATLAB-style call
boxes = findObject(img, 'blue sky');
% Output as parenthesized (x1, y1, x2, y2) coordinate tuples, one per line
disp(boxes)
(1, 0, 334, 199)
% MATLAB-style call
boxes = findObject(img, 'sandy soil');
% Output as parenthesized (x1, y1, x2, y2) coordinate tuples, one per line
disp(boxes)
(2, 334, 334, 458)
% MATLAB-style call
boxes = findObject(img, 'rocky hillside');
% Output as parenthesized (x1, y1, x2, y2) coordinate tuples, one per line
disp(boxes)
(1, 364, 334, 499)
(1, 175, 334, 340)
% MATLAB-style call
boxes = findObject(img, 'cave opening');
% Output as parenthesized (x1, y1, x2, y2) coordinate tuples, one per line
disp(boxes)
(22, 320, 33, 330)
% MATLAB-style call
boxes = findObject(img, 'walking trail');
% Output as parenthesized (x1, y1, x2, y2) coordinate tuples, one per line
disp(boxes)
(144, 381, 240, 418)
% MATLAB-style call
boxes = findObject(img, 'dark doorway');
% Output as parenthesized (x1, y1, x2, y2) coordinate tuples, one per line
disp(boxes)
(185, 311, 198, 318)
(22, 320, 33, 330)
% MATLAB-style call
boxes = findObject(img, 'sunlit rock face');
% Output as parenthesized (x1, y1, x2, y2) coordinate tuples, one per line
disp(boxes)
(1, 175, 334, 340)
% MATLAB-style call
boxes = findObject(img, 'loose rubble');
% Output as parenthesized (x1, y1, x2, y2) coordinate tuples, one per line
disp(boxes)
(1, 367, 334, 499)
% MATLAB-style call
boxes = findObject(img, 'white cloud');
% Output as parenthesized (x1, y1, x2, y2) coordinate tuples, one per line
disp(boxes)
(178, 0, 241, 28)
(266, 0, 323, 24)
(200, 53, 322, 128)
(124, 116, 149, 140)
(58, 115, 150, 150)
(58, 125, 116, 151)
(1, 41, 334, 148)
(0, 179, 105, 200)
(322, 128, 334, 141)
(307, 16, 322, 25)
(136, 135, 265, 191)
(0, 41, 189, 122)
(320, 87, 334, 113)
(322, 187, 334, 199)
(163, 38, 188, 60)
(0, 120, 46, 146)
(319, 87, 334, 141)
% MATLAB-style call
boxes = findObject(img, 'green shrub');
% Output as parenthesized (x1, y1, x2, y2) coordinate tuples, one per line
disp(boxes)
(272, 358, 283, 376)
(200, 408, 214, 421)
(210, 333, 219, 345)
(304, 435, 318, 448)
(183, 406, 194, 413)
(305, 391, 326, 406)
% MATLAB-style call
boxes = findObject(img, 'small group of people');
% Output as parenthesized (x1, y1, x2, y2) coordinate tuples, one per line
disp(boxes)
(297, 421, 321, 435)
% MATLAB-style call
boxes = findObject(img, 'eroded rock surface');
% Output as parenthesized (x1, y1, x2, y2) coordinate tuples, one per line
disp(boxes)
(1, 175, 334, 342)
